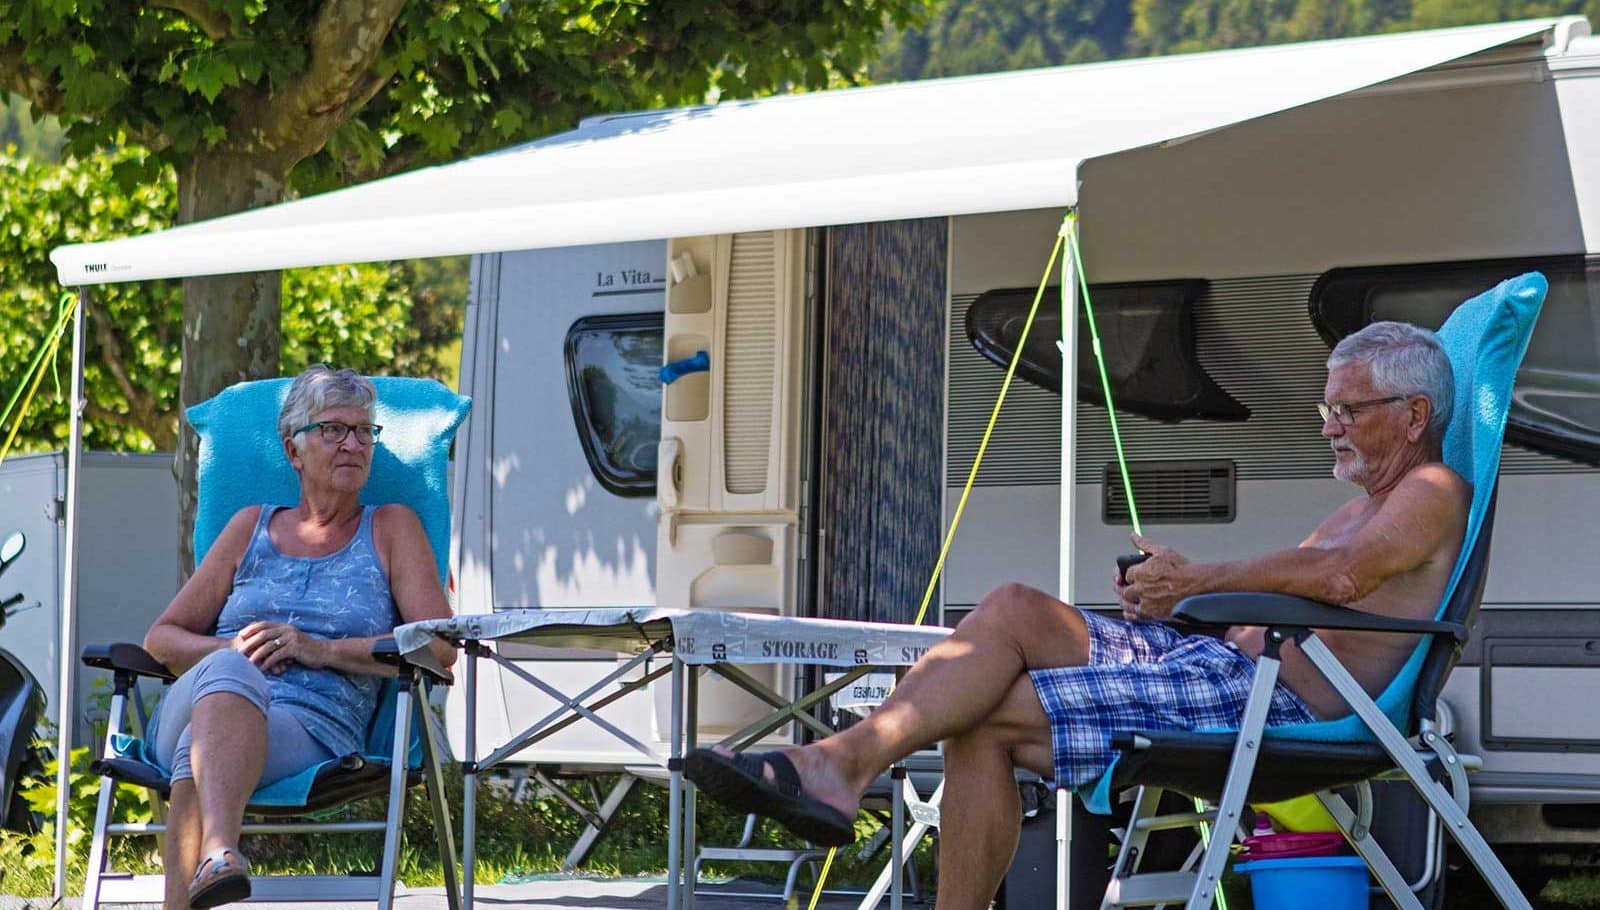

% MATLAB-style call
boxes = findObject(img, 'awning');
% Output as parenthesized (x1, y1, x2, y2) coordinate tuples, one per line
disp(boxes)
(50, 18, 1572, 286)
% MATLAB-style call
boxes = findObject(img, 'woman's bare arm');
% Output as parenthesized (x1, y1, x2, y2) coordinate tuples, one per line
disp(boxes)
(143, 506, 261, 675)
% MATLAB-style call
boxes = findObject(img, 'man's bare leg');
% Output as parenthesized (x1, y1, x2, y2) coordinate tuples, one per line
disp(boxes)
(935, 674, 1058, 910)
(779, 583, 1090, 817)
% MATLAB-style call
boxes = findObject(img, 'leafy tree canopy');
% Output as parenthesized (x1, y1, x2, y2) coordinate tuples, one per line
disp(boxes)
(1, 1, 929, 194)
(0, 146, 456, 453)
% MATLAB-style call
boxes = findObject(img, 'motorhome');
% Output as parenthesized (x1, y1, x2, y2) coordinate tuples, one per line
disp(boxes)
(447, 18, 1600, 883)
(39, 14, 1600, 898)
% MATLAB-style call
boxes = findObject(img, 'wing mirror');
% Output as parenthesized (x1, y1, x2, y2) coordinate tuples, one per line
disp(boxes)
(0, 531, 24, 570)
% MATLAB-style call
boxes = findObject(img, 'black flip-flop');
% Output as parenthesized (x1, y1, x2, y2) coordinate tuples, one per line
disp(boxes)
(684, 749, 856, 847)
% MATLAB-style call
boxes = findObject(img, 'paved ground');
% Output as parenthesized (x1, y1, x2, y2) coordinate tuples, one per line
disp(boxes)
(0, 877, 889, 910)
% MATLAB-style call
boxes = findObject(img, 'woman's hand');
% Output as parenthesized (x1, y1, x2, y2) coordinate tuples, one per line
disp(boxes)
(235, 621, 327, 674)
(1120, 532, 1194, 621)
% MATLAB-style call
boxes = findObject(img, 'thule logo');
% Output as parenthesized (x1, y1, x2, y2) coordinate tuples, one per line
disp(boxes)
(84, 263, 107, 273)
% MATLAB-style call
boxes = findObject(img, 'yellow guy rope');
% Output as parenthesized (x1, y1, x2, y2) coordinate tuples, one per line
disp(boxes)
(803, 233, 1066, 910)
(0, 293, 79, 465)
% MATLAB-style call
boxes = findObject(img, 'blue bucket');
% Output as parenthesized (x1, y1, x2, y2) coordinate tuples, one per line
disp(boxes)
(1234, 856, 1369, 910)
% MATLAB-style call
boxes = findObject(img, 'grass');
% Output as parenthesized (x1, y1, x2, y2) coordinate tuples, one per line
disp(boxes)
(0, 765, 929, 898)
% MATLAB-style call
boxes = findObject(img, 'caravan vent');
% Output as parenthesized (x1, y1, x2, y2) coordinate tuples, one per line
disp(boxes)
(723, 231, 778, 494)
(1102, 460, 1235, 524)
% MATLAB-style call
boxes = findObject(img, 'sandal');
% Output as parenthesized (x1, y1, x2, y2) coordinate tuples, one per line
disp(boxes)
(188, 845, 251, 909)
(683, 748, 856, 847)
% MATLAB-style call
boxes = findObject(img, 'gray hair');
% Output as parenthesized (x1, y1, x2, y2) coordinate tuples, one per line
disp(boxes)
(1327, 321, 1454, 441)
(277, 365, 377, 442)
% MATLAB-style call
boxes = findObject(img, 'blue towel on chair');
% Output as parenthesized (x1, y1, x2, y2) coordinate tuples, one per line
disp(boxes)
(114, 680, 428, 807)
(1082, 272, 1547, 814)
(186, 377, 469, 582)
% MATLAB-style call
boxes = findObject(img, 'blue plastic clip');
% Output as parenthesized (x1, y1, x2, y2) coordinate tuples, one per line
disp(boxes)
(660, 350, 710, 385)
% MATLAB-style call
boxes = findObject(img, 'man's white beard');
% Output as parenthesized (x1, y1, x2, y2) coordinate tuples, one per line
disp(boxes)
(1333, 450, 1367, 484)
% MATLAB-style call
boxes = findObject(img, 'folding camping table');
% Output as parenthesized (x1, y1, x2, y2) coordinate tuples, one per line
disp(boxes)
(396, 608, 953, 910)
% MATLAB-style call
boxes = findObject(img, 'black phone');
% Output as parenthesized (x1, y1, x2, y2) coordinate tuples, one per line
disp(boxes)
(1117, 552, 1151, 584)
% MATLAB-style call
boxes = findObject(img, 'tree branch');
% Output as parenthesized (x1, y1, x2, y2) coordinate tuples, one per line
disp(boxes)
(83, 295, 177, 449)
(230, 0, 405, 171)
(149, 0, 233, 41)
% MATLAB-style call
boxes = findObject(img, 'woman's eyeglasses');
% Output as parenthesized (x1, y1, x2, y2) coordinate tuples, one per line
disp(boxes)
(293, 421, 383, 445)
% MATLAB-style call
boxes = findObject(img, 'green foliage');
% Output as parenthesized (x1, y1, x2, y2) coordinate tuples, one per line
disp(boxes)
(1, 1, 935, 196)
(0, 146, 461, 454)
(874, 0, 1598, 78)
(0, 743, 157, 895)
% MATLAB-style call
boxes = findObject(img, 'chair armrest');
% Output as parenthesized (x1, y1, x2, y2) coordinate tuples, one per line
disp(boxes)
(81, 643, 177, 681)
(1171, 592, 1467, 642)
(372, 637, 453, 686)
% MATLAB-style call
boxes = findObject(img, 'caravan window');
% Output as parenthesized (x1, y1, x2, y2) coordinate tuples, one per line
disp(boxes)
(966, 281, 1248, 422)
(564, 313, 663, 496)
(1310, 257, 1600, 465)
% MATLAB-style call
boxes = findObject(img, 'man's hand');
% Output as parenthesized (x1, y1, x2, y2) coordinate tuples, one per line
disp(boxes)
(1120, 533, 1193, 620)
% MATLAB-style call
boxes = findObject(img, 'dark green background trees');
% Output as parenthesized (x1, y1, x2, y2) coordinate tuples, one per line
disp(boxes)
(873, 0, 1598, 80)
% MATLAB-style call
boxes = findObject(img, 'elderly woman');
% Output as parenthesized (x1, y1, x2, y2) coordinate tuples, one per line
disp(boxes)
(142, 366, 456, 910)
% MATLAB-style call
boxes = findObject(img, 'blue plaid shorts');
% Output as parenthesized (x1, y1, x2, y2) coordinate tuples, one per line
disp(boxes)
(1028, 610, 1317, 789)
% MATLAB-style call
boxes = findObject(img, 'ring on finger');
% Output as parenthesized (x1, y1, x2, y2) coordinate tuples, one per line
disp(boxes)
(274, 637, 283, 648)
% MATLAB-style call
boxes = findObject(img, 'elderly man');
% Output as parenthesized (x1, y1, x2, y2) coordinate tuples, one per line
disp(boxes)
(686, 321, 1470, 910)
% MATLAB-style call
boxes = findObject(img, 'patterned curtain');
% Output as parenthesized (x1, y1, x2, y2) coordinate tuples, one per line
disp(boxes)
(819, 219, 947, 625)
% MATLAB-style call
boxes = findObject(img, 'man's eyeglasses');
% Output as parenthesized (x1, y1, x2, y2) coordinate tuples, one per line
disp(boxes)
(294, 421, 383, 445)
(1316, 396, 1405, 426)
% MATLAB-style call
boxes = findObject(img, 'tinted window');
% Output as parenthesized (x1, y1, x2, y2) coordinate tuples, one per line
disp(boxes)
(1310, 256, 1600, 465)
(564, 313, 664, 496)
(967, 281, 1248, 422)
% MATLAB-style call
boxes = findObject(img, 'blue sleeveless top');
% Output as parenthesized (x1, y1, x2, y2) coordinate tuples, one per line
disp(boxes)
(214, 505, 398, 757)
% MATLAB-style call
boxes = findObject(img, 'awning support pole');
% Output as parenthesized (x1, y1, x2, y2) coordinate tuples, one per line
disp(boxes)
(1056, 211, 1079, 910)
(54, 288, 88, 900)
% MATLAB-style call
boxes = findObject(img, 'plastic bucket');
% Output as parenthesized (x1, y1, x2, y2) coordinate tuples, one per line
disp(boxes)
(1233, 856, 1369, 910)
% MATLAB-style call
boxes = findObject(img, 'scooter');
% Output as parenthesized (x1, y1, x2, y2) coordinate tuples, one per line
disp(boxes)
(0, 530, 46, 832)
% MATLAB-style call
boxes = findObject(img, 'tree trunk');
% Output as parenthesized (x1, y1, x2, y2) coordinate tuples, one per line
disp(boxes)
(174, 151, 287, 580)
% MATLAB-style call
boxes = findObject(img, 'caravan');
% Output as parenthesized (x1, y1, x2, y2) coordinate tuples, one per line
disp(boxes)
(44, 14, 1600, 896)
(447, 18, 1600, 881)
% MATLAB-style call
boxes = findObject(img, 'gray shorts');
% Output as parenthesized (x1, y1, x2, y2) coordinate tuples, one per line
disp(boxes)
(149, 648, 336, 786)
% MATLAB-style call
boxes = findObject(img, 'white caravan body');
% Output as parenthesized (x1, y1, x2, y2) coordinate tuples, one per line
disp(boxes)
(455, 24, 1600, 850)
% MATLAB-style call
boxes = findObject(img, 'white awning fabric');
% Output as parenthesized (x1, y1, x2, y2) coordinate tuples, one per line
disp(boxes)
(50, 18, 1566, 286)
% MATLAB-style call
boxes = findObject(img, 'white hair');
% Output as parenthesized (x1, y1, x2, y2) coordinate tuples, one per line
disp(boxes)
(277, 365, 377, 442)
(1327, 321, 1453, 441)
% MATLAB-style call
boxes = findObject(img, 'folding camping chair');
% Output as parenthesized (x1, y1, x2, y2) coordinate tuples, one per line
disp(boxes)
(77, 376, 469, 910)
(1091, 272, 1546, 910)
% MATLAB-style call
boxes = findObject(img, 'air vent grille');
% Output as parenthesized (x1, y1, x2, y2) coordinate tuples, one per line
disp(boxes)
(724, 231, 777, 494)
(1102, 460, 1235, 524)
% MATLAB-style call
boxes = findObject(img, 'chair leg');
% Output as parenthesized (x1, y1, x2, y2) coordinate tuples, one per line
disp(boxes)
(420, 677, 462, 910)
(1182, 652, 1283, 910)
(378, 685, 415, 910)
(81, 769, 117, 910)
(83, 686, 131, 910)
(1298, 635, 1532, 910)
(1317, 788, 1425, 910)
(1107, 787, 1162, 886)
